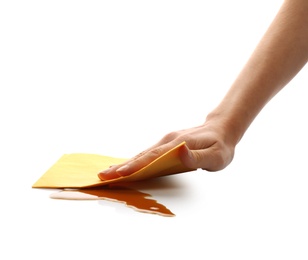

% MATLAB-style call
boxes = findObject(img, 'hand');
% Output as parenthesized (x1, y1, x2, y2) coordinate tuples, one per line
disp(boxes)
(98, 118, 236, 180)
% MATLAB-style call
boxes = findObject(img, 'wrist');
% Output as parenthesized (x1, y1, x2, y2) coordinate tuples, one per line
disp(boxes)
(205, 108, 247, 147)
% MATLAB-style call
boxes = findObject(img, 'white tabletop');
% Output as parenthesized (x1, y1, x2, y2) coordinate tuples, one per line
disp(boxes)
(1, 1, 308, 259)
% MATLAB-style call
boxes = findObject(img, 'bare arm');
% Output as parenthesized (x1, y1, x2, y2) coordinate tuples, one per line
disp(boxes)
(211, 0, 308, 146)
(99, 0, 308, 180)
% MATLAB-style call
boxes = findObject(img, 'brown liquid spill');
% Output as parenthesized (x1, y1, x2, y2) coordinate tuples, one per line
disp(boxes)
(50, 184, 175, 217)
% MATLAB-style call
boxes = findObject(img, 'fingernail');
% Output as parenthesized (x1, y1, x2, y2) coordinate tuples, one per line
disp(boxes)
(187, 149, 194, 161)
(98, 167, 117, 180)
(99, 168, 112, 174)
(116, 164, 129, 173)
(97, 173, 106, 180)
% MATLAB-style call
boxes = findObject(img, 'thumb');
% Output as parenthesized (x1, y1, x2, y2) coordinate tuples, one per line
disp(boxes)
(179, 144, 218, 171)
(178, 144, 200, 169)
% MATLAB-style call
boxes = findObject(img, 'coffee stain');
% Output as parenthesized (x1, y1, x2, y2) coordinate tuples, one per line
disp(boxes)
(50, 184, 175, 217)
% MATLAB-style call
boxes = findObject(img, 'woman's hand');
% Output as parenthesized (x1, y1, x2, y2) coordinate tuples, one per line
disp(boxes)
(98, 117, 236, 180)
(98, 0, 308, 181)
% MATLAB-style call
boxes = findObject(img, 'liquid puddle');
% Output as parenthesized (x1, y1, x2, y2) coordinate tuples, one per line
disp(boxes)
(50, 184, 175, 217)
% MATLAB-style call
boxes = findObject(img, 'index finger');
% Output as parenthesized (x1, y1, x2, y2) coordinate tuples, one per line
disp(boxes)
(98, 140, 179, 180)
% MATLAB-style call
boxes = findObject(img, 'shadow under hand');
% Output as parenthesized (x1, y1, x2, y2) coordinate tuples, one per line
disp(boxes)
(50, 177, 184, 217)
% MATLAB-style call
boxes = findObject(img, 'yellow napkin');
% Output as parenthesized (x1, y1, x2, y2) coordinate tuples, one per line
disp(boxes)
(32, 142, 193, 188)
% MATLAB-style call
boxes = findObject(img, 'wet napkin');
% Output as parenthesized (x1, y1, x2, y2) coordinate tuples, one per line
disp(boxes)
(32, 142, 192, 188)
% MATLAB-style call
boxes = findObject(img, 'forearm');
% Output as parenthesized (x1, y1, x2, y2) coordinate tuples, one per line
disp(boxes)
(208, 0, 308, 145)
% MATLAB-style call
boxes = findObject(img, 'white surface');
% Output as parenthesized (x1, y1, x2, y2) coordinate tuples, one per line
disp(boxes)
(1, 1, 308, 259)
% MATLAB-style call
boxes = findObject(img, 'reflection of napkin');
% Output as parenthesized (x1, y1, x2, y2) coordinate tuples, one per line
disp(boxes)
(32, 142, 193, 188)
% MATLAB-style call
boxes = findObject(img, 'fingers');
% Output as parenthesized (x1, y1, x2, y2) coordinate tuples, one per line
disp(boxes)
(98, 142, 178, 180)
(97, 165, 124, 180)
(98, 140, 233, 181)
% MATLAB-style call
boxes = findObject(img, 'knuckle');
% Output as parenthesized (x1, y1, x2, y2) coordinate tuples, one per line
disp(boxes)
(133, 150, 147, 160)
(161, 131, 180, 143)
(148, 147, 163, 158)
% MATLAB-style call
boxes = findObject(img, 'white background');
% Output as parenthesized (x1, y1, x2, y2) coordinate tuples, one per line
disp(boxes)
(1, 0, 308, 259)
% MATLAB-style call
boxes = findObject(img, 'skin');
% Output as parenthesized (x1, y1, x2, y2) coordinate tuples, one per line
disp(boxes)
(98, 0, 308, 181)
